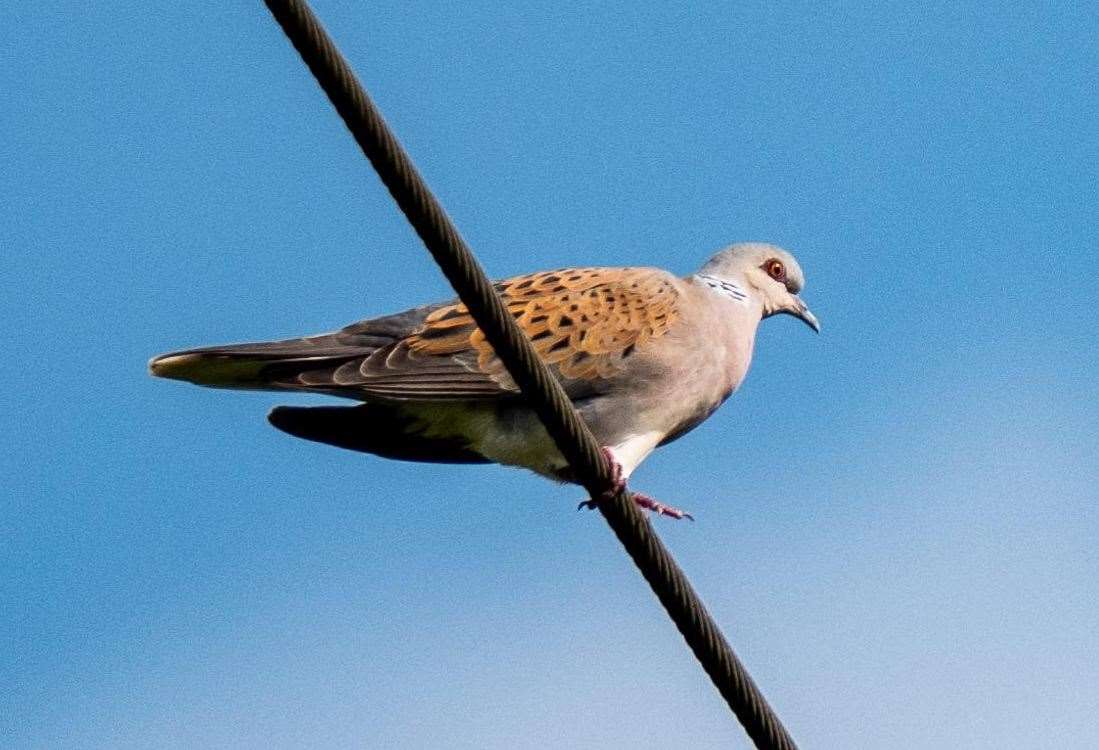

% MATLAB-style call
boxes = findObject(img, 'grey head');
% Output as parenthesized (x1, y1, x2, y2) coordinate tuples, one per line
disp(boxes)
(695, 242, 819, 332)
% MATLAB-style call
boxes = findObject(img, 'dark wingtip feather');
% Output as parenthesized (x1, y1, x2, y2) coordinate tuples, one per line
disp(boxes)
(267, 404, 491, 464)
(267, 405, 305, 434)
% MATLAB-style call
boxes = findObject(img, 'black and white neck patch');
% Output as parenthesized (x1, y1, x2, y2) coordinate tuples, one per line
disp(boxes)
(694, 274, 750, 306)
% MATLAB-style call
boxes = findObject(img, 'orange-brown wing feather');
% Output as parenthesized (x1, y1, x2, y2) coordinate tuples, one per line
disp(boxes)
(281, 267, 682, 401)
(405, 267, 681, 389)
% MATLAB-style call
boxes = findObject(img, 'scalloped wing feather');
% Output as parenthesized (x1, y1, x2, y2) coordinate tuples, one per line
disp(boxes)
(153, 269, 681, 402)
(382, 267, 681, 396)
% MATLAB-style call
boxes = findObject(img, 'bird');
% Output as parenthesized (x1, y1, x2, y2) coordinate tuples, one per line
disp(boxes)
(149, 242, 818, 519)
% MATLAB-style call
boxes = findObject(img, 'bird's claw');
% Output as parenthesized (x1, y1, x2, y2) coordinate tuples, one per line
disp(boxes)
(631, 492, 694, 521)
(576, 448, 693, 521)
(578, 447, 625, 511)
(600, 447, 627, 496)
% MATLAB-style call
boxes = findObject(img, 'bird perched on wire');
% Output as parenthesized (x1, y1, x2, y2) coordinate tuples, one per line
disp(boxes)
(150, 242, 818, 519)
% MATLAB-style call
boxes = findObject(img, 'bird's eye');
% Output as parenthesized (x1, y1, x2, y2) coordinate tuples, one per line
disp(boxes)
(765, 259, 786, 282)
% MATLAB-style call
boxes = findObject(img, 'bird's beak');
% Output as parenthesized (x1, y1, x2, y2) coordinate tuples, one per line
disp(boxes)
(790, 297, 820, 333)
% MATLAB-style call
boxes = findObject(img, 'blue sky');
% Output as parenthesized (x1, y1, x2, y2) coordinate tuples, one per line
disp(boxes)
(3, 2, 1097, 747)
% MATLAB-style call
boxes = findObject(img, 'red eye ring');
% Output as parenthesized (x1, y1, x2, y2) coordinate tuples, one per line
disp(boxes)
(765, 259, 786, 282)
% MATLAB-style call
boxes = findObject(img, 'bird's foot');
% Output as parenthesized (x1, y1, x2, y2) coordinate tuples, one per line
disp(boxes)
(577, 447, 626, 511)
(630, 492, 694, 521)
(576, 448, 693, 521)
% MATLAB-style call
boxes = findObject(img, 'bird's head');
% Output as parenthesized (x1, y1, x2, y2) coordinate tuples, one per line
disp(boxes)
(697, 242, 819, 333)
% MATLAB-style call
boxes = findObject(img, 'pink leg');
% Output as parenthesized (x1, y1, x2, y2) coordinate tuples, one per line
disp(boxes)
(576, 448, 626, 511)
(631, 492, 694, 522)
(577, 448, 694, 521)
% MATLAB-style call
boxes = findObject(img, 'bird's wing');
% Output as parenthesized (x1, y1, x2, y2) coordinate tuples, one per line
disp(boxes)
(293, 266, 683, 401)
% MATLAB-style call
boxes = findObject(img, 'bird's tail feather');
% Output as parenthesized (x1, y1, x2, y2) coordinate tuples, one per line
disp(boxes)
(148, 336, 365, 390)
